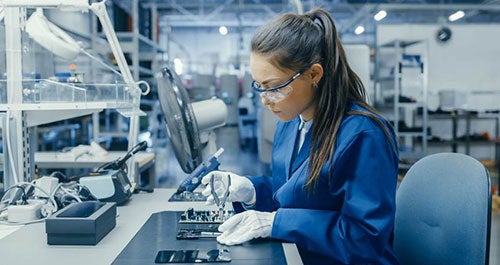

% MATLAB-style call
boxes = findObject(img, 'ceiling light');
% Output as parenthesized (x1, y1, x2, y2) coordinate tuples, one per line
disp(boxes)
(354, 25, 365, 35)
(448, 10, 465, 22)
(374, 10, 387, 21)
(219, 26, 228, 35)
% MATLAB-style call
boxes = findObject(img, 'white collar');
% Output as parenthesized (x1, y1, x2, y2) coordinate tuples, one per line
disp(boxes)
(298, 115, 313, 133)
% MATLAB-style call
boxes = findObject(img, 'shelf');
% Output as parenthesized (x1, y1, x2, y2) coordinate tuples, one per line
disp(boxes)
(0, 79, 135, 106)
(138, 66, 154, 76)
(376, 76, 395, 82)
(400, 151, 426, 160)
(98, 131, 129, 138)
(398, 132, 426, 137)
(376, 39, 428, 167)
(427, 139, 493, 145)
(379, 40, 423, 48)
(397, 102, 423, 108)
(0, 79, 141, 126)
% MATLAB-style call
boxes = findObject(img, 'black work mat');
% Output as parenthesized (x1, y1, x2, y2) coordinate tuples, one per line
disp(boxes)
(112, 211, 287, 265)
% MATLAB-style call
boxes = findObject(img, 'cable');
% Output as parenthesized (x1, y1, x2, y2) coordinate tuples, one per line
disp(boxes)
(0, 181, 57, 225)
(59, 186, 82, 203)
(95, 141, 147, 172)
(0, 215, 50, 225)
(0, 185, 26, 205)
(5, 110, 20, 184)
(49, 171, 69, 182)
(16, 182, 58, 211)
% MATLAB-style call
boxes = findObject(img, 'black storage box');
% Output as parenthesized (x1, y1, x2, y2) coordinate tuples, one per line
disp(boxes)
(45, 201, 116, 245)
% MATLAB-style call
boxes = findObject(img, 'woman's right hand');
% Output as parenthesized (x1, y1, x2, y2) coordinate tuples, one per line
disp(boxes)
(201, 170, 256, 205)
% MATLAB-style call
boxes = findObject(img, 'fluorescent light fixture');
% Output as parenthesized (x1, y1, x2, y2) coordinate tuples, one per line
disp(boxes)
(374, 10, 387, 21)
(354, 25, 365, 35)
(219, 26, 228, 35)
(448, 10, 465, 22)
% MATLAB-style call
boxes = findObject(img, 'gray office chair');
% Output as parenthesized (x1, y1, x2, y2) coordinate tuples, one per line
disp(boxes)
(394, 152, 491, 265)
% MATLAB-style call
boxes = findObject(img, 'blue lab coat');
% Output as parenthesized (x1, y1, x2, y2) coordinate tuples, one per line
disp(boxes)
(238, 103, 400, 265)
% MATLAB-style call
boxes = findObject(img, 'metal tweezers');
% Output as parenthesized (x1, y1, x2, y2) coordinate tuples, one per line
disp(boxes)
(210, 174, 231, 209)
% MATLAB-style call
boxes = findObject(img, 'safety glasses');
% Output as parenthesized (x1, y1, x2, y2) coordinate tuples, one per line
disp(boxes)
(251, 71, 304, 103)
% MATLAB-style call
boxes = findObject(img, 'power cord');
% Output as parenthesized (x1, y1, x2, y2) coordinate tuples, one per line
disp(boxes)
(0, 181, 57, 225)
(95, 141, 147, 172)
(0, 174, 101, 225)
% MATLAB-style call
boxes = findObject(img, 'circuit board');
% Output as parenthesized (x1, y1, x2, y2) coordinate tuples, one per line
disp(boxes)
(168, 191, 206, 202)
(176, 208, 234, 239)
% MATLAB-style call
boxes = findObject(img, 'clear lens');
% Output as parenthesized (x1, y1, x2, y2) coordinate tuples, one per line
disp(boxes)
(260, 85, 293, 103)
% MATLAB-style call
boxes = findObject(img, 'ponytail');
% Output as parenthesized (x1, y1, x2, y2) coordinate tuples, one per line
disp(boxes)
(252, 8, 378, 191)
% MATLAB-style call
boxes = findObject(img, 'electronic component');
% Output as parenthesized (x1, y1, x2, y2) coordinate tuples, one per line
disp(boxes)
(175, 148, 224, 195)
(7, 199, 45, 222)
(155, 249, 231, 263)
(34, 176, 59, 198)
(168, 191, 206, 202)
(79, 170, 132, 205)
(78, 141, 148, 205)
(176, 208, 233, 240)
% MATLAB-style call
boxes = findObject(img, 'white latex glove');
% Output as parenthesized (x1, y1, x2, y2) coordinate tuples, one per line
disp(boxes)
(216, 210, 275, 245)
(201, 170, 256, 205)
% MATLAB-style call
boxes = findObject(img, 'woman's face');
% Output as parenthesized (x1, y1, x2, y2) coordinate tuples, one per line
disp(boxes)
(250, 52, 318, 121)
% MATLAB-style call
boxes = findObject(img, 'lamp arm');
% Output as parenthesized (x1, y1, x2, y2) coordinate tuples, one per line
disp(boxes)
(89, 1, 136, 90)
(0, 0, 89, 10)
(89, 1, 142, 179)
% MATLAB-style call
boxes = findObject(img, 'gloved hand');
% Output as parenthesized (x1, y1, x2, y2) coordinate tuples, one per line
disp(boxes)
(201, 170, 256, 205)
(216, 210, 275, 245)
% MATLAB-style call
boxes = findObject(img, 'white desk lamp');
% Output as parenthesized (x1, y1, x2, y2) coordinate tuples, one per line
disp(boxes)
(25, 9, 81, 60)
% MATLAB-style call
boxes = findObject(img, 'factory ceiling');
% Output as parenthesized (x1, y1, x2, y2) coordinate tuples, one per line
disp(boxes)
(113, 0, 500, 44)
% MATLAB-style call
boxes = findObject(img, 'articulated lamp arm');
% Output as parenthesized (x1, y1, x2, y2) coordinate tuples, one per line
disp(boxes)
(89, 1, 136, 89)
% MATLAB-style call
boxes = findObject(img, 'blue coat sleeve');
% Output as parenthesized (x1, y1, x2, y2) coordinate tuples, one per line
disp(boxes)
(271, 128, 398, 264)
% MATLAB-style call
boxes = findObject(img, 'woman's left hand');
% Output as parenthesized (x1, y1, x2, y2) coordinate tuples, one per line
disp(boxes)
(217, 210, 276, 245)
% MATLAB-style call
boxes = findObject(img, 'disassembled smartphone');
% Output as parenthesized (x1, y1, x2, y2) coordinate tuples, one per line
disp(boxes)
(176, 208, 233, 240)
(155, 249, 231, 263)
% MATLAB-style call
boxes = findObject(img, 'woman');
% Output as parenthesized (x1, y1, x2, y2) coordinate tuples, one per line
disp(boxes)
(202, 7, 400, 265)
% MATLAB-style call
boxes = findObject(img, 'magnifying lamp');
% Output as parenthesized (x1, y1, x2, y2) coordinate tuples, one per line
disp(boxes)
(25, 8, 81, 60)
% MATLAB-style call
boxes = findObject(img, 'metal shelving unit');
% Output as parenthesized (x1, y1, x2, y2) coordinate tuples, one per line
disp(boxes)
(376, 39, 429, 168)
(0, 2, 143, 188)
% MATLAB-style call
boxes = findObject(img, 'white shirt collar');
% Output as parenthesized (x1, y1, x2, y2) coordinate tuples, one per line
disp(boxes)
(298, 115, 313, 133)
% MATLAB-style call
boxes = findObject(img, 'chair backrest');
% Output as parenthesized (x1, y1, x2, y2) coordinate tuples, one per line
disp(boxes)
(394, 152, 491, 265)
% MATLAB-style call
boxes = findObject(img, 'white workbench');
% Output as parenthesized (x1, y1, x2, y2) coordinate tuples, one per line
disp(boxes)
(0, 189, 302, 265)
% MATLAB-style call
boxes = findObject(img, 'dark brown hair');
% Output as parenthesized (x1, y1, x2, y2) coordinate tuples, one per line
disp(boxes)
(251, 8, 384, 190)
